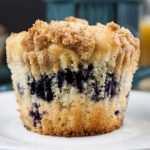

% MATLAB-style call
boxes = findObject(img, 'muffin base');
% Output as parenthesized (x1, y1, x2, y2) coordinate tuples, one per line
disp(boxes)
(24, 119, 123, 137)
(17, 92, 125, 137)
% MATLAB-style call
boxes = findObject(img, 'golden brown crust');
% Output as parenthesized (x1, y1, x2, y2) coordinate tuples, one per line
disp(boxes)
(23, 113, 123, 137)
(17, 92, 124, 137)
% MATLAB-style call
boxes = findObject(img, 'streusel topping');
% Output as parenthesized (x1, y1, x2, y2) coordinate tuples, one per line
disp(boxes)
(7, 17, 140, 79)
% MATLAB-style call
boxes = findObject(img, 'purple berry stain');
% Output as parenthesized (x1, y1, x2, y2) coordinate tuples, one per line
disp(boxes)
(17, 83, 24, 96)
(30, 103, 42, 127)
(114, 110, 120, 116)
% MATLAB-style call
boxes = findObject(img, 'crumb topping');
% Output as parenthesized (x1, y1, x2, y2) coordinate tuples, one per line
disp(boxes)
(22, 18, 95, 60)
(6, 17, 140, 79)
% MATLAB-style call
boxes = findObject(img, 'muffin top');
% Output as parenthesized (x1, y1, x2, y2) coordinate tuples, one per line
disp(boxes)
(6, 17, 140, 78)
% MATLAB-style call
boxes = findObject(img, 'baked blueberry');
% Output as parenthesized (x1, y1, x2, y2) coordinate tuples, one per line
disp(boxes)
(35, 80, 45, 100)
(105, 72, 119, 98)
(57, 70, 66, 89)
(75, 71, 84, 93)
(66, 69, 75, 85)
(30, 103, 41, 127)
(114, 110, 120, 116)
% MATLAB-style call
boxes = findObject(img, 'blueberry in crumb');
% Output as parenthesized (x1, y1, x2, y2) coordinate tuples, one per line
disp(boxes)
(78, 63, 83, 70)
(30, 103, 41, 127)
(75, 70, 84, 93)
(114, 110, 120, 116)
(78, 63, 93, 81)
(111, 80, 119, 97)
(105, 72, 119, 98)
(66, 69, 75, 85)
(74, 63, 93, 93)
(28, 74, 54, 102)
(57, 70, 66, 88)
(105, 73, 112, 97)
(33, 103, 39, 109)
(35, 79, 45, 100)
(87, 64, 93, 77)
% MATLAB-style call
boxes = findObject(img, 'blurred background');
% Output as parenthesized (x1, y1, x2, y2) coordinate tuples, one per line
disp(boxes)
(0, 0, 150, 92)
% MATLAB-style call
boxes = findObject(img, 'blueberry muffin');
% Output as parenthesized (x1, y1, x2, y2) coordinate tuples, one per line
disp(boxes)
(6, 17, 140, 136)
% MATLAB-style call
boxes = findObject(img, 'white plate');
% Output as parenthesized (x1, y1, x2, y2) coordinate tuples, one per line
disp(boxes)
(0, 91, 150, 150)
